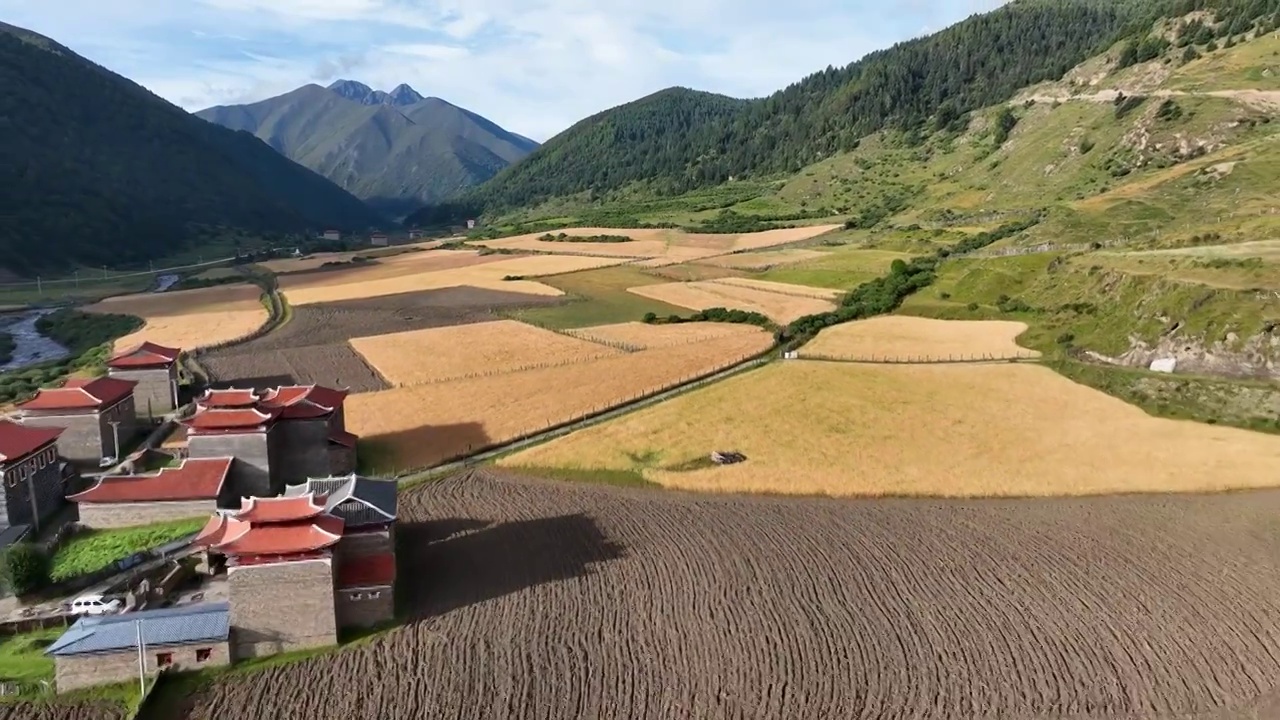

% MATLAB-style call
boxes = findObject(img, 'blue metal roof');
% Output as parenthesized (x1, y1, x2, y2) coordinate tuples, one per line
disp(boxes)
(46, 602, 230, 657)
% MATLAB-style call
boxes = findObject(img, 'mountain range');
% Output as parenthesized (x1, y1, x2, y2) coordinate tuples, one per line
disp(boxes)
(197, 81, 539, 217)
(0, 22, 382, 277)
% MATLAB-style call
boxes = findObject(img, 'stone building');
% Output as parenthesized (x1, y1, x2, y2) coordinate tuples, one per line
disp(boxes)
(194, 495, 344, 658)
(46, 602, 231, 691)
(285, 474, 398, 627)
(68, 457, 234, 529)
(16, 377, 138, 466)
(105, 341, 181, 420)
(193, 483, 398, 658)
(183, 385, 356, 499)
(0, 420, 68, 534)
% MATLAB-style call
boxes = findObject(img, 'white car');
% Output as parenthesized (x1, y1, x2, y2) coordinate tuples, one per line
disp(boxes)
(68, 594, 122, 616)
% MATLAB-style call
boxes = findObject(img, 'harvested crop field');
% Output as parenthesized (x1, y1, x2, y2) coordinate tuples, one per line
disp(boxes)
(351, 320, 622, 386)
(476, 225, 841, 264)
(87, 284, 268, 351)
(567, 321, 764, 350)
(200, 288, 562, 391)
(697, 248, 827, 269)
(706, 277, 842, 300)
(799, 316, 1039, 360)
(282, 252, 628, 306)
(505, 361, 1280, 497)
(627, 281, 835, 323)
(165, 469, 1280, 720)
(347, 330, 772, 470)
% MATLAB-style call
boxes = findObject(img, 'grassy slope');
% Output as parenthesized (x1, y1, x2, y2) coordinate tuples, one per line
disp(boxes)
(495, 31, 1280, 431)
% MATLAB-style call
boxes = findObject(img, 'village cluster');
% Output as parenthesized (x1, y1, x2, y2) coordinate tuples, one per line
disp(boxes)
(0, 341, 397, 692)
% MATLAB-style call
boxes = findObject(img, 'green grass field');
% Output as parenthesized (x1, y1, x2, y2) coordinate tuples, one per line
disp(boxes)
(0, 628, 62, 683)
(754, 247, 916, 289)
(50, 518, 205, 582)
(505, 266, 691, 329)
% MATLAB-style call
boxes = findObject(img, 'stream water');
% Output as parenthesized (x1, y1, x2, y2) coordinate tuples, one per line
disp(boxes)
(0, 310, 70, 372)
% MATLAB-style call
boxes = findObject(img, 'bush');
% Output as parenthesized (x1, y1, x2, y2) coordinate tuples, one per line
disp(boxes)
(0, 543, 51, 596)
(1056, 332, 1076, 346)
(641, 312, 657, 323)
(966, 302, 980, 311)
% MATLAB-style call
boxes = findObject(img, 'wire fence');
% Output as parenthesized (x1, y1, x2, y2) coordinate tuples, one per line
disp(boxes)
(796, 351, 1040, 364)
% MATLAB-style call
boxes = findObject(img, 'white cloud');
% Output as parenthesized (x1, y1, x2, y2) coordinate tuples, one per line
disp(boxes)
(0, 0, 1014, 141)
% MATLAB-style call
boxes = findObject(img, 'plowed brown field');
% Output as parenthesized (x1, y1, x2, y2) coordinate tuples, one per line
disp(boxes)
(0, 702, 124, 720)
(167, 469, 1280, 720)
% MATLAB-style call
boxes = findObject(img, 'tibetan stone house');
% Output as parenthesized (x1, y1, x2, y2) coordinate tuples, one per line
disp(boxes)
(16, 378, 138, 466)
(0, 420, 67, 535)
(105, 341, 181, 419)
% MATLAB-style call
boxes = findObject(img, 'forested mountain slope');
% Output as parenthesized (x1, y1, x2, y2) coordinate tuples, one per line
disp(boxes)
(197, 82, 539, 216)
(0, 24, 383, 277)
(413, 0, 1280, 224)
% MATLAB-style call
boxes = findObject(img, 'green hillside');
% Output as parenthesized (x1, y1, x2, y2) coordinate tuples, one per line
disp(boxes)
(0, 24, 384, 277)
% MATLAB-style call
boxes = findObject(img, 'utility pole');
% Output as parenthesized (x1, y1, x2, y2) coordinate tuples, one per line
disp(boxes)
(36, 277, 41, 296)
(108, 420, 121, 462)
(135, 620, 147, 696)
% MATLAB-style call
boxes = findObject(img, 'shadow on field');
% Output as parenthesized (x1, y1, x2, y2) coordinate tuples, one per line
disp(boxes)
(400, 514, 625, 620)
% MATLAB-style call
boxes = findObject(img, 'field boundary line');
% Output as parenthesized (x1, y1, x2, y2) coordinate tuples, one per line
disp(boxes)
(796, 352, 1041, 365)
(395, 350, 777, 486)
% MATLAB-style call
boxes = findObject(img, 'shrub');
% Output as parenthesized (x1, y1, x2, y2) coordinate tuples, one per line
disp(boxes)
(939, 292, 951, 300)
(1056, 332, 1076, 346)
(966, 302, 980, 311)
(641, 312, 657, 324)
(0, 543, 51, 596)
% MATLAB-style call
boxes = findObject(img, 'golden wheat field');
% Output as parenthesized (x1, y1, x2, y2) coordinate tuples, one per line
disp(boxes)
(800, 316, 1039, 360)
(282, 253, 629, 306)
(706, 277, 842, 300)
(628, 281, 836, 323)
(350, 320, 622, 386)
(87, 284, 268, 351)
(503, 360, 1280, 497)
(697, 249, 828, 269)
(347, 329, 773, 470)
(475, 225, 842, 264)
(567, 321, 763, 350)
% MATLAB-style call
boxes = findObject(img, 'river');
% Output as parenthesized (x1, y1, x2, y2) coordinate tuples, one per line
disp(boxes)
(0, 310, 69, 372)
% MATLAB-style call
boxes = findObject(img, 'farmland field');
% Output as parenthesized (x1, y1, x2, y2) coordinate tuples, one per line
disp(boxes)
(201, 287, 562, 391)
(627, 280, 836, 323)
(567, 321, 763, 350)
(280, 251, 628, 306)
(799, 317, 1038, 360)
(0, 702, 125, 720)
(503, 360, 1280, 497)
(347, 329, 773, 471)
(162, 469, 1280, 720)
(86, 284, 268, 351)
(350, 320, 622, 387)
(696, 248, 827, 269)
(474, 225, 842, 265)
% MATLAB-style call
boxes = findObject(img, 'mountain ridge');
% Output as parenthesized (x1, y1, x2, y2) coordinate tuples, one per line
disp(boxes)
(198, 81, 539, 216)
(0, 23, 382, 277)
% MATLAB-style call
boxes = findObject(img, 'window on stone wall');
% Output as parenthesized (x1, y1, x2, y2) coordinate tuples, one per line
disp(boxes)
(368, 591, 381, 599)
(156, 652, 173, 667)
(195, 648, 212, 662)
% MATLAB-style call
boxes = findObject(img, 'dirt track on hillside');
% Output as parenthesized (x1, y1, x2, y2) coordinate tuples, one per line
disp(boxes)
(168, 470, 1280, 720)
(1021, 88, 1280, 110)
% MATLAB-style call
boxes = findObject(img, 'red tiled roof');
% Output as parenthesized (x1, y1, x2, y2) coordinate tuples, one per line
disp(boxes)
(336, 553, 395, 589)
(232, 494, 327, 523)
(328, 430, 358, 448)
(0, 420, 62, 464)
(18, 377, 136, 411)
(68, 458, 232, 503)
(198, 388, 261, 407)
(183, 407, 280, 432)
(194, 514, 246, 548)
(261, 385, 347, 412)
(106, 342, 181, 369)
(216, 515, 344, 556)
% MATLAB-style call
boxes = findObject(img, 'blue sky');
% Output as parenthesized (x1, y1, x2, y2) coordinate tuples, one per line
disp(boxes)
(1, 0, 1008, 141)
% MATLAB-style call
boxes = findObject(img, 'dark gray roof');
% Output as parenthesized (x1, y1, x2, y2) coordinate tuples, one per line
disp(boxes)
(46, 602, 230, 656)
(285, 473, 396, 526)
(0, 524, 31, 550)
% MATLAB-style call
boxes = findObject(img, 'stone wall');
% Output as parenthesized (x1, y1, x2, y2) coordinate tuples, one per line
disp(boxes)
(108, 366, 177, 419)
(54, 641, 229, 692)
(336, 529, 393, 560)
(336, 587, 393, 629)
(328, 444, 356, 477)
(189, 431, 272, 498)
(228, 558, 337, 659)
(0, 447, 64, 531)
(273, 419, 330, 487)
(76, 499, 215, 529)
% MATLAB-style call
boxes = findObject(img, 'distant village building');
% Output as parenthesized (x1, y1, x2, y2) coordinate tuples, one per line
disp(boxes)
(0, 420, 68, 536)
(370, 232, 389, 247)
(68, 457, 234, 529)
(17, 378, 138, 466)
(105, 342, 181, 419)
(47, 602, 231, 692)
(466, 219, 476, 229)
(182, 386, 356, 500)
(322, 230, 341, 241)
(407, 229, 421, 240)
